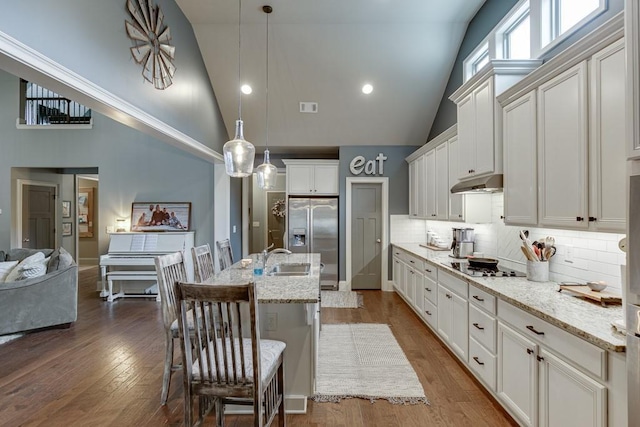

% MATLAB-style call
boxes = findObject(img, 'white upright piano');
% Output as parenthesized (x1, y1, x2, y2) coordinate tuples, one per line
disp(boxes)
(99, 232, 195, 302)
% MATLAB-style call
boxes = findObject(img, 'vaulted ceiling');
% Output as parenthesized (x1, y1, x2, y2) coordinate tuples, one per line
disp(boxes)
(176, 0, 485, 154)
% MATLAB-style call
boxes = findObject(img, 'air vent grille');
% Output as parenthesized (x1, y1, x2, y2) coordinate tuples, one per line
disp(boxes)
(299, 102, 318, 113)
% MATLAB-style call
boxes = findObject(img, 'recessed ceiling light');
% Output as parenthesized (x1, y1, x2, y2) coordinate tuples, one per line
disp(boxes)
(362, 84, 373, 94)
(241, 84, 252, 94)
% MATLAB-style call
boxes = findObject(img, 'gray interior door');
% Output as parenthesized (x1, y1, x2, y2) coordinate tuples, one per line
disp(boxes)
(22, 184, 55, 249)
(351, 183, 382, 290)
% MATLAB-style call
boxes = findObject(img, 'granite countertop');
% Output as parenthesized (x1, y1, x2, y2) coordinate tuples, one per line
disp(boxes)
(392, 242, 626, 352)
(203, 253, 321, 304)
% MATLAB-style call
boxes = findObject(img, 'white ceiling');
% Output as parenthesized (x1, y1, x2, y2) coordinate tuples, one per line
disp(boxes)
(176, 0, 485, 154)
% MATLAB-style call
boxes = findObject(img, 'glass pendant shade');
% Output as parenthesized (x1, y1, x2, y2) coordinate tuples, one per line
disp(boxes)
(256, 149, 278, 189)
(223, 120, 255, 177)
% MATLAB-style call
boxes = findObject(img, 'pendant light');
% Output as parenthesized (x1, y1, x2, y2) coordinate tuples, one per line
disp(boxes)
(223, 0, 255, 177)
(256, 5, 278, 190)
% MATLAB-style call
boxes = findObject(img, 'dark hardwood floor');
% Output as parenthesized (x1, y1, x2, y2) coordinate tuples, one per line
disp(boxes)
(0, 267, 517, 426)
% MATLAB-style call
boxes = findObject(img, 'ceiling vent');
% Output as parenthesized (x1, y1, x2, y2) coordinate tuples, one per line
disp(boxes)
(299, 102, 318, 113)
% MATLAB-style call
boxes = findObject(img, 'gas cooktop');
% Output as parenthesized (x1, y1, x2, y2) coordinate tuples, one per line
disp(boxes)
(443, 261, 526, 278)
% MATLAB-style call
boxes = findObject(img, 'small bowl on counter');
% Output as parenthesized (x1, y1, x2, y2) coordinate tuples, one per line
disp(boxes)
(587, 281, 608, 292)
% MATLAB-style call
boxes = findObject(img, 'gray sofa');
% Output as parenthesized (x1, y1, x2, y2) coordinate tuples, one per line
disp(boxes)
(0, 248, 78, 336)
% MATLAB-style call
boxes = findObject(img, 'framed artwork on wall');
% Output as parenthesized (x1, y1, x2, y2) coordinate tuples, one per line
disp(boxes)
(78, 188, 94, 238)
(62, 222, 72, 237)
(62, 200, 71, 218)
(130, 202, 191, 232)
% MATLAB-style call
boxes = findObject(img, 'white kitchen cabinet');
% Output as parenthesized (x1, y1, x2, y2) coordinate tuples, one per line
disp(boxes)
(447, 136, 465, 221)
(437, 285, 452, 343)
(457, 93, 475, 179)
(437, 271, 469, 362)
(537, 62, 589, 229)
(425, 149, 436, 218)
(503, 90, 538, 226)
(284, 160, 339, 195)
(538, 349, 606, 427)
(589, 39, 627, 232)
(497, 322, 538, 427)
(435, 143, 449, 219)
(626, 0, 640, 158)
(406, 266, 417, 307)
(408, 155, 426, 218)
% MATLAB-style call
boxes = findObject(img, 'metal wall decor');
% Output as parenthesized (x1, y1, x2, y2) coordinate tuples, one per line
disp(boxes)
(125, 0, 176, 90)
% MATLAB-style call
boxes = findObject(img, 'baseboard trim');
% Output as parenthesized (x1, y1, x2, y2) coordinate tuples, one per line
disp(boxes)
(338, 280, 350, 291)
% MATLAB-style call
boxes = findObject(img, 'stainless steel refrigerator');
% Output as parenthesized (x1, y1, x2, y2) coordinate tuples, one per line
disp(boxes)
(288, 197, 338, 290)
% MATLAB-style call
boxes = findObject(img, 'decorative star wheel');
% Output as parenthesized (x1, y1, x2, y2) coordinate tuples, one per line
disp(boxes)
(125, 0, 176, 90)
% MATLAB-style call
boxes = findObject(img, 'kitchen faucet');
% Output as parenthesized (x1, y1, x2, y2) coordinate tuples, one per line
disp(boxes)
(262, 244, 292, 265)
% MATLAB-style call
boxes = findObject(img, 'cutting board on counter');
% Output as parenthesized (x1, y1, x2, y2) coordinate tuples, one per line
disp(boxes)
(419, 244, 450, 251)
(558, 285, 622, 307)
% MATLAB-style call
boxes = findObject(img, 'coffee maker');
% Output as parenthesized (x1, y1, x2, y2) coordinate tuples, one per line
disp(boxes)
(451, 227, 474, 258)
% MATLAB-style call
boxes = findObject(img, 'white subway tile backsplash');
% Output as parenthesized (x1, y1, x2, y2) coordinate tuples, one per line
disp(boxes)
(408, 193, 627, 290)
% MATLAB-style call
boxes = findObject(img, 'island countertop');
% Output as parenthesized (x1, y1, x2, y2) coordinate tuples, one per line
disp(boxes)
(392, 242, 626, 352)
(202, 253, 321, 304)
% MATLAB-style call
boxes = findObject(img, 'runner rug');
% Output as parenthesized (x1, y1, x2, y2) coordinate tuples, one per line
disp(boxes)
(320, 291, 363, 308)
(312, 323, 429, 405)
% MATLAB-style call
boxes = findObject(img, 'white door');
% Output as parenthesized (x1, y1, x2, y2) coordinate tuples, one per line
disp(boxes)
(589, 39, 626, 232)
(503, 90, 538, 225)
(435, 142, 449, 219)
(497, 322, 538, 427)
(448, 136, 464, 221)
(538, 349, 606, 427)
(538, 62, 588, 228)
(473, 78, 495, 177)
(351, 183, 382, 290)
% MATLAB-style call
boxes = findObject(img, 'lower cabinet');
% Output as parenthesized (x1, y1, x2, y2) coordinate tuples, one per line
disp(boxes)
(437, 282, 469, 362)
(497, 321, 607, 427)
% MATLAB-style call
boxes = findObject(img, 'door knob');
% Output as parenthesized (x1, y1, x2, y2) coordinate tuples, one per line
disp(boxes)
(376, 239, 381, 243)
(23, 238, 30, 242)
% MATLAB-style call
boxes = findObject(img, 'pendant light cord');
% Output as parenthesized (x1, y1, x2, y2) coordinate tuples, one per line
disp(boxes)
(265, 7, 269, 150)
(237, 0, 242, 120)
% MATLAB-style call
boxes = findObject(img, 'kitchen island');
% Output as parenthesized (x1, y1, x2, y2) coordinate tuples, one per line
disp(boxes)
(204, 252, 321, 413)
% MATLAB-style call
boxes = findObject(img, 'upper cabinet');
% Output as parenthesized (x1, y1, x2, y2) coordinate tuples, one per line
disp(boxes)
(626, 0, 640, 158)
(283, 160, 339, 196)
(499, 26, 626, 232)
(447, 136, 465, 221)
(451, 61, 541, 182)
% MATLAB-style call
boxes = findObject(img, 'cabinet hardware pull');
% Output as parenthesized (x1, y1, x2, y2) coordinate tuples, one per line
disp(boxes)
(576, 216, 584, 221)
(425, 268, 432, 273)
(526, 348, 534, 355)
(425, 310, 432, 316)
(472, 323, 484, 330)
(458, 214, 463, 218)
(500, 215, 505, 219)
(410, 260, 415, 263)
(589, 216, 597, 222)
(410, 271, 414, 275)
(446, 294, 452, 299)
(472, 295, 485, 302)
(526, 325, 544, 335)
(536, 355, 545, 362)
(425, 287, 431, 292)
(473, 356, 484, 366)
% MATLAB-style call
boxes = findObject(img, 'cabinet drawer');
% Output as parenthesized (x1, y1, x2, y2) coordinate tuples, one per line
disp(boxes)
(469, 336, 497, 391)
(424, 276, 437, 305)
(498, 300, 606, 380)
(469, 304, 497, 353)
(438, 269, 468, 298)
(423, 298, 437, 329)
(468, 284, 497, 314)
(422, 262, 438, 282)
(404, 253, 425, 270)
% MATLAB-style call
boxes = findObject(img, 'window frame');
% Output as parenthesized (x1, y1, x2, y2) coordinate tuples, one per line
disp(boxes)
(503, 10, 531, 59)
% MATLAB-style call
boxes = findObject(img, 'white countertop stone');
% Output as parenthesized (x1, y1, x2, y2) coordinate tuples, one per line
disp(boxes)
(203, 253, 321, 304)
(392, 242, 626, 352)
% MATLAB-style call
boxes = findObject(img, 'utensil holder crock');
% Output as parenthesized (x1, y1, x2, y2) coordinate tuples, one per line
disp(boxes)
(526, 261, 549, 282)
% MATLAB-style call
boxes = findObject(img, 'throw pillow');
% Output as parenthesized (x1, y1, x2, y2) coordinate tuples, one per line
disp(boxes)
(0, 250, 6, 262)
(17, 257, 50, 280)
(0, 261, 18, 283)
(57, 247, 74, 270)
(5, 251, 45, 282)
(47, 248, 61, 273)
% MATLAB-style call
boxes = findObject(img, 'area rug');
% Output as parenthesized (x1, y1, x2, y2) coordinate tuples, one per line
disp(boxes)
(320, 291, 363, 308)
(313, 323, 429, 405)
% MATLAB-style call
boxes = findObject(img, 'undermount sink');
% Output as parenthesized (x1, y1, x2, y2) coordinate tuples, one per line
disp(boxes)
(267, 262, 311, 277)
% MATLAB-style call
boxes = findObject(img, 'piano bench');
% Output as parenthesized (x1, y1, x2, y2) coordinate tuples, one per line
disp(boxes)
(105, 271, 158, 302)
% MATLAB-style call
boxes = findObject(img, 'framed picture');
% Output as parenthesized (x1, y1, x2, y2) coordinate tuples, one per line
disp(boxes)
(62, 200, 71, 218)
(78, 187, 94, 238)
(130, 202, 191, 232)
(62, 222, 72, 237)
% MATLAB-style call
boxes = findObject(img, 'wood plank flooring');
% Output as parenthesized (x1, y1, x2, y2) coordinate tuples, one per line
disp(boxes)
(0, 267, 517, 426)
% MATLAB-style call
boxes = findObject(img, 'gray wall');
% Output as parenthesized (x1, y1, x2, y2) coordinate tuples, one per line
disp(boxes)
(0, 72, 216, 255)
(428, 0, 623, 139)
(338, 145, 418, 281)
(0, 0, 226, 152)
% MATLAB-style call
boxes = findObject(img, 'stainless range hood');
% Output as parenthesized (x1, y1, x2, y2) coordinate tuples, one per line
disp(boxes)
(450, 174, 503, 194)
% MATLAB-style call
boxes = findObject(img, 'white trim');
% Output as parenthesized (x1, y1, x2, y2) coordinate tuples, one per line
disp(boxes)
(495, 0, 531, 59)
(345, 177, 389, 291)
(406, 124, 457, 162)
(15, 179, 58, 248)
(0, 30, 222, 164)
